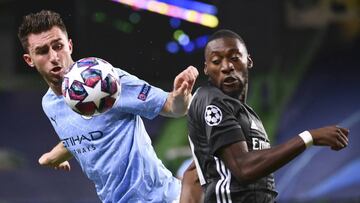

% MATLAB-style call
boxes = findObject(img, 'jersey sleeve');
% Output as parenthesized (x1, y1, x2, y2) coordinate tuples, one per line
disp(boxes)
(114, 68, 168, 119)
(204, 98, 246, 155)
(42, 89, 59, 126)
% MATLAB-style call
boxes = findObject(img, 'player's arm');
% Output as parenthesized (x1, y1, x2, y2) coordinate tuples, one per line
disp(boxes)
(38, 141, 73, 171)
(180, 161, 204, 203)
(217, 126, 349, 183)
(160, 66, 198, 118)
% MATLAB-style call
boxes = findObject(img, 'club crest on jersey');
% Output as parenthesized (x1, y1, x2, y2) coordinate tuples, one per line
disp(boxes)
(204, 105, 222, 126)
(138, 84, 151, 101)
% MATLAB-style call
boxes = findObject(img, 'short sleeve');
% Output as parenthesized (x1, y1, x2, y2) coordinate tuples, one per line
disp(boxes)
(114, 68, 168, 119)
(204, 98, 246, 155)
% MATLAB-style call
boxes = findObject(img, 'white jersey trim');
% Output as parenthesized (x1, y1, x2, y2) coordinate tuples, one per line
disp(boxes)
(188, 136, 206, 185)
(214, 157, 232, 203)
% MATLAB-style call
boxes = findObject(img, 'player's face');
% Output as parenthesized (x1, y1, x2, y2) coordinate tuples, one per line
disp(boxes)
(204, 37, 252, 98)
(23, 26, 73, 94)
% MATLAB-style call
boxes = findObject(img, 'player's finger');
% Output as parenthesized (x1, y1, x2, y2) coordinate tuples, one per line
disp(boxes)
(184, 66, 197, 80)
(175, 77, 186, 89)
(331, 146, 342, 151)
(187, 66, 199, 79)
(335, 125, 349, 134)
(336, 133, 348, 147)
(334, 126, 348, 141)
(338, 127, 350, 137)
(337, 129, 349, 145)
(176, 82, 188, 95)
(176, 73, 190, 87)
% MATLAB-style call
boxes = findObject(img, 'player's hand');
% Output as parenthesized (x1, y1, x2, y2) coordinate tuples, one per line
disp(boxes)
(54, 161, 71, 171)
(173, 66, 199, 99)
(309, 125, 349, 151)
(161, 66, 198, 117)
(38, 152, 71, 171)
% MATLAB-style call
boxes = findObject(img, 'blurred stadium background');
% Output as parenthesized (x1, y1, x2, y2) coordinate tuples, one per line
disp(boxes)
(0, 0, 359, 202)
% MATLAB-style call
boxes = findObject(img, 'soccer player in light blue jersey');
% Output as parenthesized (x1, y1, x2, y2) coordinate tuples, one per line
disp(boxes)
(18, 10, 199, 202)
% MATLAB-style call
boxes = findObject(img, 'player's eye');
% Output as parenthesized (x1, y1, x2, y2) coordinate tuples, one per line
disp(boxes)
(212, 59, 221, 65)
(231, 56, 240, 62)
(36, 47, 49, 55)
(53, 43, 63, 51)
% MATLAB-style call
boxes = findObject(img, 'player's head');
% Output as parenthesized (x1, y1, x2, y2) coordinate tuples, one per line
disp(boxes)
(18, 10, 74, 95)
(18, 10, 68, 53)
(204, 29, 253, 100)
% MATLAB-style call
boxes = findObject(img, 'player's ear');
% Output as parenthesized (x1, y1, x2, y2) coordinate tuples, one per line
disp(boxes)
(23, 54, 35, 68)
(204, 62, 208, 75)
(247, 55, 253, 69)
(68, 38, 73, 54)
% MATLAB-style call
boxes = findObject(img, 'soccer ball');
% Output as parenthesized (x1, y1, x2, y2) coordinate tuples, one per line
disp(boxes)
(62, 57, 121, 116)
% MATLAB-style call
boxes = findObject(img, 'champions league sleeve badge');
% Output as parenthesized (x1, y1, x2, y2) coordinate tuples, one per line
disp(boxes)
(138, 84, 151, 101)
(204, 105, 223, 126)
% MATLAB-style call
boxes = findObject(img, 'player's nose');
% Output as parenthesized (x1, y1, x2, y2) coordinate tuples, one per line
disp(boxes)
(49, 48, 60, 64)
(221, 60, 234, 74)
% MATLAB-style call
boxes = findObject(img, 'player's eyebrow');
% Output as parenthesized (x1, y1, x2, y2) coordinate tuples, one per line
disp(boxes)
(33, 38, 62, 52)
(210, 48, 242, 56)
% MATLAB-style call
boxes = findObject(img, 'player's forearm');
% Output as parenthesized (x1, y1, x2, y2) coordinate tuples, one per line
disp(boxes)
(39, 142, 73, 166)
(179, 161, 204, 203)
(224, 136, 306, 183)
(226, 126, 349, 183)
(160, 92, 192, 118)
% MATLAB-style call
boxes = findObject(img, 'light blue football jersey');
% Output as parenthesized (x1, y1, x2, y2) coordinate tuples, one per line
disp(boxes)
(42, 68, 181, 203)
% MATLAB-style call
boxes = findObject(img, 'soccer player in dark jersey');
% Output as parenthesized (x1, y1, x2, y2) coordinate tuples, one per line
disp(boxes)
(187, 29, 350, 203)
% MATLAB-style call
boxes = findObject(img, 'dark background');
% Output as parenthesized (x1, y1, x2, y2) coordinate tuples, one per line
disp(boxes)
(1, 0, 359, 202)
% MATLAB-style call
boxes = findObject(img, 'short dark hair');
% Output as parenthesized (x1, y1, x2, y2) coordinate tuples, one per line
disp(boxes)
(205, 29, 247, 58)
(207, 29, 245, 45)
(18, 10, 68, 53)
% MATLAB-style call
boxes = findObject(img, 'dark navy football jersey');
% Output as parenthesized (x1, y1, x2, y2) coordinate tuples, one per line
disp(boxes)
(187, 84, 277, 203)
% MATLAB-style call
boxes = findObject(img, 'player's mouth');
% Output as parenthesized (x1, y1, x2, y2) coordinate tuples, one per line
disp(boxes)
(51, 66, 62, 73)
(50, 66, 65, 82)
(223, 76, 239, 86)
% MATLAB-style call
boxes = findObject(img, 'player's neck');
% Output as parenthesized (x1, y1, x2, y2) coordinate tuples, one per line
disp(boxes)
(50, 85, 62, 96)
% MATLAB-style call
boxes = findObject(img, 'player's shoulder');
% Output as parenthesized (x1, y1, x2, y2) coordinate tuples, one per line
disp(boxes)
(113, 66, 148, 85)
(192, 84, 243, 114)
(42, 88, 56, 104)
(192, 85, 226, 104)
(113, 66, 132, 79)
(194, 85, 219, 97)
(41, 88, 61, 114)
(189, 85, 222, 115)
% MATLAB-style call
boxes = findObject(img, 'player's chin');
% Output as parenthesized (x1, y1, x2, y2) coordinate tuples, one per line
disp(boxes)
(221, 84, 244, 97)
(53, 78, 63, 86)
(50, 75, 63, 84)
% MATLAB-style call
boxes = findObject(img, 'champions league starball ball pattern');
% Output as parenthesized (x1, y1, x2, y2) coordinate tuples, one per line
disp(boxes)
(62, 57, 121, 116)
